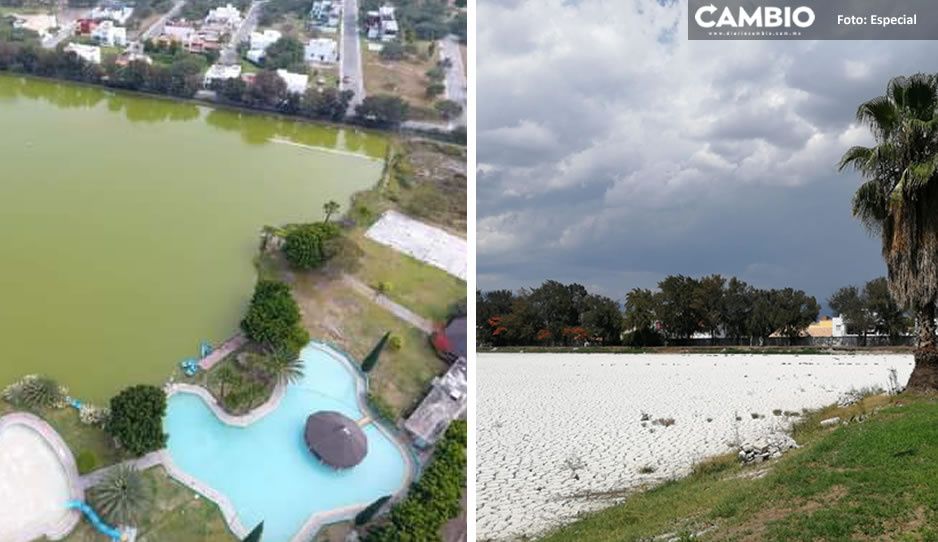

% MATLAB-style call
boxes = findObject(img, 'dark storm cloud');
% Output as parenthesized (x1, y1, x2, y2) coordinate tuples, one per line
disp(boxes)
(477, 0, 938, 308)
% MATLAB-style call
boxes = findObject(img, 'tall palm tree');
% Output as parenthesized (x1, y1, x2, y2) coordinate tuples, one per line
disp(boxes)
(323, 200, 340, 223)
(264, 348, 305, 387)
(89, 465, 151, 526)
(840, 73, 938, 388)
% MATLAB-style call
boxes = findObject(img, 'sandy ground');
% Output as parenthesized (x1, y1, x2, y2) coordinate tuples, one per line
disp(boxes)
(365, 210, 467, 280)
(476, 353, 914, 540)
(0, 425, 71, 540)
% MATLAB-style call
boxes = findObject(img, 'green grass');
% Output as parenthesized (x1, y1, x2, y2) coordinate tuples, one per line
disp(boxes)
(62, 467, 236, 542)
(540, 393, 938, 542)
(352, 231, 465, 322)
(480, 345, 912, 355)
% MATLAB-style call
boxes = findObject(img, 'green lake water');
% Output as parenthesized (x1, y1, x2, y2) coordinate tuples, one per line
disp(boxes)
(0, 75, 387, 402)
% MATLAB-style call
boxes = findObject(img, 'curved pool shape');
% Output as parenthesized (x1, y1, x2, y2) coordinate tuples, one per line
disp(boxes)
(0, 414, 81, 542)
(164, 344, 408, 541)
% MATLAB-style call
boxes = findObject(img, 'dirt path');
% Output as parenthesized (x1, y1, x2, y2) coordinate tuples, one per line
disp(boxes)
(341, 274, 434, 333)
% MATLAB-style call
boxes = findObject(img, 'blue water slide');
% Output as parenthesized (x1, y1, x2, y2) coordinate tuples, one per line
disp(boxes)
(66, 500, 122, 540)
(200, 341, 213, 358)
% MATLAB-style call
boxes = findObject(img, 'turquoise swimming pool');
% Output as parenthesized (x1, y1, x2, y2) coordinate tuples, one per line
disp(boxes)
(164, 343, 409, 541)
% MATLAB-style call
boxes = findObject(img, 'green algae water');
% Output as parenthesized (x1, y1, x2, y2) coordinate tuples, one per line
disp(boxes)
(0, 75, 386, 401)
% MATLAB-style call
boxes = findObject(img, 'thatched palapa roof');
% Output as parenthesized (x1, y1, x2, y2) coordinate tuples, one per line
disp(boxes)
(304, 411, 367, 469)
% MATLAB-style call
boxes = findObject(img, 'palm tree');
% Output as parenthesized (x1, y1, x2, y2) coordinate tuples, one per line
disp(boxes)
(264, 348, 305, 387)
(216, 365, 240, 402)
(89, 465, 151, 526)
(323, 200, 340, 223)
(840, 73, 938, 388)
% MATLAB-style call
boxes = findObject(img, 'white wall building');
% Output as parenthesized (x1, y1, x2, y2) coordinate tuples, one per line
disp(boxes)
(91, 5, 133, 24)
(249, 29, 281, 50)
(204, 63, 242, 88)
(91, 20, 127, 47)
(276, 69, 309, 94)
(64, 43, 102, 64)
(205, 4, 242, 29)
(304, 38, 337, 64)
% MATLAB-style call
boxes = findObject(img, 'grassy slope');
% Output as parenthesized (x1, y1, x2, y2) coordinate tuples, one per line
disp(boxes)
(541, 393, 938, 542)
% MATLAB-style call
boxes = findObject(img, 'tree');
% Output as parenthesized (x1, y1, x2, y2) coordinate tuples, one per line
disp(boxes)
(864, 277, 911, 341)
(362, 332, 390, 372)
(722, 278, 754, 342)
(245, 70, 287, 108)
(829, 285, 875, 345)
(839, 74, 938, 388)
(243, 522, 263, 542)
(379, 40, 405, 60)
(580, 294, 623, 345)
(7, 376, 63, 409)
(355, 495, 391, 526)
(434, 99, 462, 120)
(773, 288, 820, 342)
(263, 36, 305, 70)
(323, 200, 340, 223)
(107, 385, 167, 457)
(264, 348, 305, 387)
(282, 222, 342, 269)
(656, 275, 701, 339)
(355, 94, 410, 128)
(216, 364, 241, 402)
(526, 281, 589, 345)
(623, 288, 662, 346)
(302, 87, 353, 121)
(692, 274, 726, 339)
(240, 280, 309, 355)
(89, 465, 151, 525)
(748, 289, 779, 346)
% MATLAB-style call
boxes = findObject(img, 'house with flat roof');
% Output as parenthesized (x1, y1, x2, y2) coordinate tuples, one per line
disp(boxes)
(204, 63, 242, 88)
(404, 356, 466, 448)
(91, 20, 127, 47)
(276, 69, 309, 94)
(205, 3, 242, 29)
(304, 38, 337, 64)
(64, 43, 102, 64)
(91, 3, 133, 24)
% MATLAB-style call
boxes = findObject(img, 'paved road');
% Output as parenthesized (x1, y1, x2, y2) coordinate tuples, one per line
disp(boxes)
(139, 0, 187, 41)
(340, 0, 365, 116)
(220, 0, 265, 65)
(42, 8, 91, 49)
(439, 34, 466, 128)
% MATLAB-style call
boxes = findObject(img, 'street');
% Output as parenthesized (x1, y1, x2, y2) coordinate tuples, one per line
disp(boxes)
(220, 0, 265, 65)
(340, 0, 365, 116)
(139, 0, 187, 42)
(439, 34, 467, 128)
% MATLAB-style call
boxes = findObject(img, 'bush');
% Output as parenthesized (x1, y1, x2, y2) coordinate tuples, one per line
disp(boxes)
(1, 375, 66, 409)
(77, 450, 98, 474)
(379, 41, 405, 61)
(282, 222, 342, 270)
(107, 385, 167, 457)
(240, 280, 309, 354)
(388, 334, 403, 351)
(623, 327, 664, 347)
(79, 404, 111, 426)
(367, 392, 396, 422)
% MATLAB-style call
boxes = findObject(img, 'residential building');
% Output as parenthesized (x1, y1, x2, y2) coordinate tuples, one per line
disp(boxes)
(162, 21, 196, 43)
(308, 0, 340, 30)
(204, 4, 242, 29)
(404, 356, 467, 448)
(64, 43, 102, 64)
(365, 5, 398, 42)
(204, 63, 242, 88)
(304, 38, 337, 64)
(276, 69, 309, 94)
(90, 3, 133, 24)
(74, 18, 98, 35)
(91, 20, 127, 47)
(246, 29, 281, 63)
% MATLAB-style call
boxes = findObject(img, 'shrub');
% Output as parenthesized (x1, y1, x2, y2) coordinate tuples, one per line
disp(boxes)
(282, 222, 341, 270)
(388, 334, 403, 351)
(240, 280, 308, 354)
(79, 404, 111, 426)
(367, 392, 396, 422)
(76, 450, 98, 474)
(107, 385, 167, 457)
(1, 375, 66, 409)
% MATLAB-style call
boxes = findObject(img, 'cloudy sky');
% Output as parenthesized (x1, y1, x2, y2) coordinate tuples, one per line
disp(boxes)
(477, 0, 938, 311)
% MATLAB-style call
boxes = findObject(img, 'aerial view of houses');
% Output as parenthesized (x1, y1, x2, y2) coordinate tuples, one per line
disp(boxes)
(0, 0, 467, 539)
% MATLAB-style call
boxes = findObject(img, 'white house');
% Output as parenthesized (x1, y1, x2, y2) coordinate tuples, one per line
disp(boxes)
(162, 22, 195, 43)
(204, 63, 242, 88)
(91, 20, 127, 47)
(249, 29, 281, 50)
(205, 4, 242, 29)
(64, 43, 102, 64)
(276, 69, 309, 94)
(91, 5, 133, 24)
(304, 38, 337, 64)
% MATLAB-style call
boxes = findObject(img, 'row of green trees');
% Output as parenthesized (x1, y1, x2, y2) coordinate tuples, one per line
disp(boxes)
(828, 277, 910, 343)
(478, 276, 831, 347)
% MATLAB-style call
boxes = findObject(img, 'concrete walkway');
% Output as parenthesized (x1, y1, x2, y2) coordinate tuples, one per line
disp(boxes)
(199, 334, 249, 370)
(342, 274, 434, 333)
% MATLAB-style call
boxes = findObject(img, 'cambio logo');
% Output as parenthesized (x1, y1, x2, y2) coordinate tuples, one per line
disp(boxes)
(694, 3, 816, 29)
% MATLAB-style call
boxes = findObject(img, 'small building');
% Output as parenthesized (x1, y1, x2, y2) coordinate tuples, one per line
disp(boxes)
(404, 356, 466, 448)
(74, 18, 98, 35)
(115, 50, 152, 66)
(304, 38, 337, 64)
(431, 315, 467, 363)
(162, 21, 196, 43)
(249, 29, 281, 50)
(304, 411, 367, 469)
(806, 316, 834, 338)
(365, 5, 397, 41)
(91, 20, 127, 47)
(203, 63, 242, 88)
(204, 3, 242, 29)
(308, 0, 339, 29)
(276, 68, 309, 94)
(64, 43, 102, 64)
